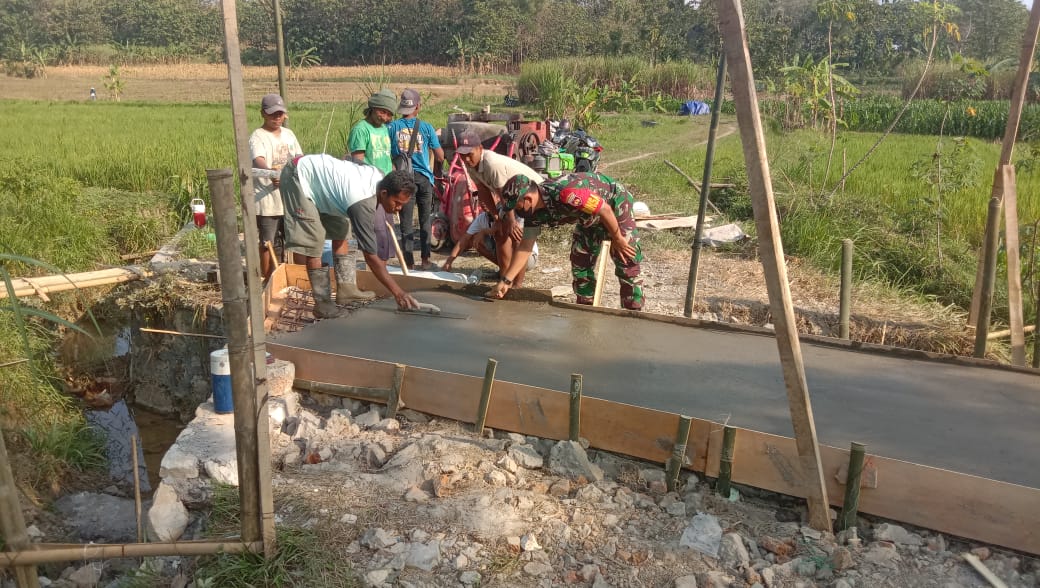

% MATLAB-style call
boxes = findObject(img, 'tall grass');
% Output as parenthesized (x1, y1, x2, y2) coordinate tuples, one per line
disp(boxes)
(518, 58, 715, 104)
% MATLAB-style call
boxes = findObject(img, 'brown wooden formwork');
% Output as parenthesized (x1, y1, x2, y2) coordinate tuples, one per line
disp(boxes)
(264, 264, 1040, 555)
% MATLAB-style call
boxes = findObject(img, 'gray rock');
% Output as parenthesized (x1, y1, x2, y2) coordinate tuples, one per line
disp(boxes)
(495, 455, 519, 474)
(719, 532, 751, 569)
(508, 444, 544, 469)
(576, 484, 606, 503)
(405, 541, 441, 571)
(159, 445, 198, 480)
(360, 528, 398, 549)
(485, 470, 508, 486)
(459, 571, 482, 585)
(639, 468, 667, 485)
(520, 534, 541, 551)
(202, 458, 238, 486)
(324, 409, 355, 435)
(495, 432, 527, 445)
(403, 486, 429, 503)
(86, 400, 151, 492)
(363, 443, 388, 467)
(146, 483, 189, 542)
(674, 575, 698, 588)
(696, 571, 734, 588)
(355, 408, 383, 429)
(362, 568, 392, 587)
(398, 409, 429, 423)
(666, 501, 687, 517)
(68, 564, 102, 588)
(834, 580, 854, 588)
(382, 443, 420, 470)
(371, 418, 400, 432)
(54, 492, 138, 542)
(680, 513, 722, 557)
(873, 523, 922, 546)
(523, 561, 553, 576)
(862, 543, 901, 567)
(548, 440, 604, 481)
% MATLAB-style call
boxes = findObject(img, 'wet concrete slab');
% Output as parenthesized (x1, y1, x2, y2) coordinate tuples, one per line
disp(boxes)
(270, 290, 1040, 488)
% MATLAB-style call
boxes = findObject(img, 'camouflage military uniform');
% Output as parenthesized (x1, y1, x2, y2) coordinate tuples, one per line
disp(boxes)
(505, 173, 644, 310)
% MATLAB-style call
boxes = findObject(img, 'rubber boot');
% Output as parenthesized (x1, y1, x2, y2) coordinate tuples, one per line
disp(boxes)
(334, 252, 375, 302)
(307, 267, 344, 319)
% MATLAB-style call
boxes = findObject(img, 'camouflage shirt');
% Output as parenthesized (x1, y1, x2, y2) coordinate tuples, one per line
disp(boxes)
(521, 173, 620, 230)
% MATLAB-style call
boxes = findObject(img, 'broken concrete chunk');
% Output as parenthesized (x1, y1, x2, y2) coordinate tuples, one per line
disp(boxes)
(355, 408, 383, 429)
(719, 532, 751, 569)
(508, 444, 544, 469)
(679, 513, 723, 557)
(360, 528, 398, 549)
(146, 483, 189, 542)
(548, 440, 604, 482)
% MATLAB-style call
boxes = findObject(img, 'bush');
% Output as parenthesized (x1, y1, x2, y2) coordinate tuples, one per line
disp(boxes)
(518, 58, 714, 105)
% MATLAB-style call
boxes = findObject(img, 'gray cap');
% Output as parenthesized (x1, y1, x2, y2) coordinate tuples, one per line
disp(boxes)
(398, 88, 421, 115)
(454, 130, 482, 154)
(366, 89, 398, 114)
(261, 94, 287, 114)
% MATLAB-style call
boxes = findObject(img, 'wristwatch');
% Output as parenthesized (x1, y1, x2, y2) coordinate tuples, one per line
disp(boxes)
(500, 276, 513, 286)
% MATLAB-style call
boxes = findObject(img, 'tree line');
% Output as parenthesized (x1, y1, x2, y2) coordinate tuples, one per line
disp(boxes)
(0, 0, 1031, 77)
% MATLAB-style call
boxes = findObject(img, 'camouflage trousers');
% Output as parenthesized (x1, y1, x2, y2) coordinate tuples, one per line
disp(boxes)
(570, 186, 644, 310)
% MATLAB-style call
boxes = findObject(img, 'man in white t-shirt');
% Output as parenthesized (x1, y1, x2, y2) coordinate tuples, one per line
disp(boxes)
(442, 210, 538, 274)
(249, 94, 302, 279)
(280, 154, 423, 318)
(454, 130, 543, 287)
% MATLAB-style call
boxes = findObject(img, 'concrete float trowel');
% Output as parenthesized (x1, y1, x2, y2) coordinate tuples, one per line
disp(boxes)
(396, 301, 469, 320)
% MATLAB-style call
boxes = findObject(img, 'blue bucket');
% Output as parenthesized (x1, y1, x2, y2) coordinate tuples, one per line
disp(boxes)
(210, 348, 233, 414)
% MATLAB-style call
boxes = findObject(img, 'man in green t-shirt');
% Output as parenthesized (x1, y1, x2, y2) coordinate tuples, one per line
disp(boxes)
(348, 89, 396, 173)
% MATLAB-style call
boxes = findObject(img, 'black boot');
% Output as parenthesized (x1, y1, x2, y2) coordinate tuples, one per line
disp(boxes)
(307, 267, 344, 319)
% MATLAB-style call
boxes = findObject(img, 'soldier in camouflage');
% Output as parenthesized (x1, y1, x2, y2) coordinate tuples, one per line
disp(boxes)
(488, 173, 645, 310)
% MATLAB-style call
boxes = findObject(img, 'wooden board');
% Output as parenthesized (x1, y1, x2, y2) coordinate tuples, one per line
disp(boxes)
(268, 344, 1040, 555)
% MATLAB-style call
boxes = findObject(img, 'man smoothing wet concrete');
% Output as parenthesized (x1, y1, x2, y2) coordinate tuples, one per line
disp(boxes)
(270, 290, 1040, 488)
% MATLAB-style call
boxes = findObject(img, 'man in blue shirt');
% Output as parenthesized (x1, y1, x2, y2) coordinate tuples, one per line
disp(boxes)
(387, 89, 445, 271)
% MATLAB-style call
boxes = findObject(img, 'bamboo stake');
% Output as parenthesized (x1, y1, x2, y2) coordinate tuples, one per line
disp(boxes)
(293, 378, 390, 404)
(839, 239, 853, 339)
(0, 541, 263, 567)
(569, 374, 582, 442)
(1001, 167, 1026, 365)
(718, 0, 831, 531)
(131, 435, 143, 543)
(139, 328, 225, 340)
(218, 0, 277, 554)
(265, 241, 280, 271)
(970, 2, 1040, 324)
(663, 160, 723, 215)
(0, 423, 40, 587)
(975, 197, 1003, 358)
(963, 553, 1010, 588)
(0, 359, 30, 369)
(387, 364, 406, 419)
(208, 169, 263, 549)
(987, 324, 1036, 340)
(716, 425, 736, 497)
(474, 358, 497, 435)
(838, 442, 866, 531)
(665, 415, 692, 493)
(387, 220, 410, 276)
(592, 241, 611, 307)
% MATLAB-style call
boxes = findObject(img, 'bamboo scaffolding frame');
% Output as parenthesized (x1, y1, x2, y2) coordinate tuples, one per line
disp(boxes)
(0, 541, 263, 567)
(0, 267, 152, 300)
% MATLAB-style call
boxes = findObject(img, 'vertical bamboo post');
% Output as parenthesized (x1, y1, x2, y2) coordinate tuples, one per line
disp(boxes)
(474, 358, 498, 435)
(838, 442, 866, 532)
(1034, 308, 1040, 369)
(974, 197, 1003, 358)
(131, 435, 143, 543)
(592, 241, 611, 307)
(665, 415, 693, 492)
(718, 0, 832, 531)
(218, 0, 276, 554)
(839, 239, 853, 339)
(273, 0, 287, 102)
(568, 374, 583, 442)
(208, 169, 262, 547)
(970, 2, 1040, 324)
(0, 425, 40, 588)
(716, 425, 737, 497)
(685, 51, 727, 318)
(386, 364, 406, 419)
(1001, 166, 1026, 365)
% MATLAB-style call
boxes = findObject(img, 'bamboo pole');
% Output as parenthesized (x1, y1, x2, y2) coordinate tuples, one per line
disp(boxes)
(1001, 167, 1026, 365)
(838, 442, 866, 531)
(273, 0, 287, 101)
(387, 364, 406, 419)
(474, 358, 497, 435)
(131, 435, 143, 543)
(716, 425, 736, 497)
(591, 241, 611, 307)
(208, 169, 263, 548)
(665, 415, 692, 492)
(975, 197, 1003, 358)
(387, 221, 410, 276)
(293, 378, 390, 403)
(684, 52, 728, 318)
(0, 267, 152, 300)
(988, 325, 1037, 340)
(839, 239, 853, 339)
(568, 374, 582, 442)
(139, 328, 226, 340)
(970, 2, 1040, 324)
(0, 541, 263, 567)
(218, 0, 276, 555)
(718, 0, 831, 531)
(0, 424, 40, 587)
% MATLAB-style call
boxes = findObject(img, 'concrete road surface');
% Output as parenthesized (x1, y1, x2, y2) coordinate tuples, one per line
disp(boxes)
(271, 291, 1040, 488)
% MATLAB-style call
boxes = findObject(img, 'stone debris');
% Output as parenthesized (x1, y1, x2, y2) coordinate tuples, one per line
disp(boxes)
(37, 381, 1037, 588)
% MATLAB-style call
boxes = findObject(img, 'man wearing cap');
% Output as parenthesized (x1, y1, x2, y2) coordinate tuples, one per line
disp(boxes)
(387, 88, 445, 271)
(488, 173, 645, 311)
(455, 130, 542, 286)
(249, 93, 302, 279)
(279, 154, 422, 318)
(348, 89, 396, 173)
